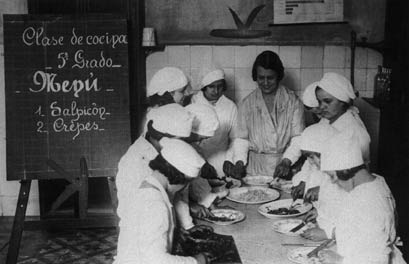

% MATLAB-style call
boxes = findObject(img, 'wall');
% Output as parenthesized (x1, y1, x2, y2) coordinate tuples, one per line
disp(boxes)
(146, 45, 382, 102)
(146, 0, 386, 44)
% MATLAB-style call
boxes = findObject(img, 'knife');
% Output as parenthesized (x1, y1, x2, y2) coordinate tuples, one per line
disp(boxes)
(306, 239, 334, 257)
(289, 220, 307, 233)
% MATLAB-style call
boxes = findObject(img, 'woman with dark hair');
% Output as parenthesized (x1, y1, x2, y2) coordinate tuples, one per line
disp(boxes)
(236, 50, 305, 176)
(316, 132, 405, 264)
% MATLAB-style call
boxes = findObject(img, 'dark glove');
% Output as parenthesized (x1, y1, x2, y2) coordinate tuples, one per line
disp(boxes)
(223, 160, 235, 178)
(291, 181, 306, 201)
(232, 161, 246, 179)
(273, 158, 292, 179)
(200, 162, 218, 180)
(304, 186, 320, 203)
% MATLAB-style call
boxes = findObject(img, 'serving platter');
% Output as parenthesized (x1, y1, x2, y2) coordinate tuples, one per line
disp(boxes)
(226, 186, 280, 204)
(258, 199, 312, 219)
(287, 247, 321, 264)
(242, 175, 274, 186)
(272, 219, 315, 236)
(203, 209, 245, 226)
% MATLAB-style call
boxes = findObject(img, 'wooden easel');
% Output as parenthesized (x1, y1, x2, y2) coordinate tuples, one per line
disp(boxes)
(6, 157, 119, 264)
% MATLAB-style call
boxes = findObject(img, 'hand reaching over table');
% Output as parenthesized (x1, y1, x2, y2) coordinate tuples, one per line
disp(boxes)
(190, 202, 215, 219)
(273, 158, 292, 179)
(291, 181, 306, 200)
(304, 186, 320, 203)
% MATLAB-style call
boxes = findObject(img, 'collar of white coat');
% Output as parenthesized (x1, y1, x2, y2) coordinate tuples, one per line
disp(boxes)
(255, 85, 289, 112)
(136, 136, 159, 161)
(193, 90, 228, 108)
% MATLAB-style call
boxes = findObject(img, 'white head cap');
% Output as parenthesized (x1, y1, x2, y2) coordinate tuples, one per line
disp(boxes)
(185, 103, 219, 137)
(147, 103, 193, 138)
(160, 137, 205, 178)
(147, 67, 188, 97)
(317, 72, 356, 103)
(302, 81, 319, 108)
(201, 69, 225, 89)
(320, 132, 364, 171)
(300, 123, 338, 153)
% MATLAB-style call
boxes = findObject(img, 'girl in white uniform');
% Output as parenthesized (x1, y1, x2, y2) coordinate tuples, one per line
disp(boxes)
(317, 132, 406, 264)
(114, 138, 210, 264)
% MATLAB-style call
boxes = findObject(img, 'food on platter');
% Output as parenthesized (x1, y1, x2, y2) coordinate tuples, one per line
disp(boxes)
(270, 177, 293, 193)
(287, 247, 322, 264)
(243, 175, 274, 186)
(267, 207, 300, 215)
(272, 219, 315, 236)
(258, 199, 312, 219)
(204, 209, 245, 225)
(227, 187, 280, 204)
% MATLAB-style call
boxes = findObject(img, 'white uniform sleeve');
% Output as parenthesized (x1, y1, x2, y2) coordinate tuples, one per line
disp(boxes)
(174, 186, 195, 230)
(116, 194, 197, 264)
(282, 136, 302, 165)
(235, 100, 251, 164)
(189, 177, 218, 209)
(291, 161, 310, 186)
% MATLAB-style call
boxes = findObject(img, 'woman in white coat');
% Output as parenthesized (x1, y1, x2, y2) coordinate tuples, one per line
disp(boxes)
(189, 68, 248, 178)
(317, 132, 406, 264)
(114, 137, 210, 264)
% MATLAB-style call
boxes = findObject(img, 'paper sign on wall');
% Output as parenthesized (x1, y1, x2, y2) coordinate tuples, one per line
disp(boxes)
(273, 0, 343, 24)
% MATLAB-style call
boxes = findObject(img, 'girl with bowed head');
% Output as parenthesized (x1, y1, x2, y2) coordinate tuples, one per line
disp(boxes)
(316, 132, 405, 264)
(288, 123, 346, 242)
(115, 104, 212, 264)
(274, 72, 370, 179)
(115, 137, 212, 264)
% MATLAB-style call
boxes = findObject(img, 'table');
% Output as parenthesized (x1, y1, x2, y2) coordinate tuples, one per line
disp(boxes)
(198, 191, 329, 264)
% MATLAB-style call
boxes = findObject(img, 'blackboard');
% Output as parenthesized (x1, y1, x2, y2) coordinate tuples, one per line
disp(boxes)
(3, 15, 131, 181)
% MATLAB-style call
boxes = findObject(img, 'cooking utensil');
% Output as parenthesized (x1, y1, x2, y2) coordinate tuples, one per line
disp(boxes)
(289, 220, 307, 233)
(306, 239, 334, 257)
(281, 243, 321, 247)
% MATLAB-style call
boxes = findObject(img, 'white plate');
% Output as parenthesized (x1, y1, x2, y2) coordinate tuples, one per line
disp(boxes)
(258, 199, 312, 219)
(272, 219, 315, 236)
(243, 175, 274, 186)
(226, 186, 280, 204)
(287, 247, 322, 264)
(203, 209, 245, 226)
(270, 178, 293, 193)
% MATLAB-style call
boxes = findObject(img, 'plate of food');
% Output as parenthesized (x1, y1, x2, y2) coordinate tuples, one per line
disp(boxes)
(242, 175, 274, 186)
(203, 209, 246, 225)
(269, 178, 293, 193)
(272, 219, 315, 236)
(258, 199, 312, 219)
(287, 247, 322, 264)
(227, 186, 280, 204)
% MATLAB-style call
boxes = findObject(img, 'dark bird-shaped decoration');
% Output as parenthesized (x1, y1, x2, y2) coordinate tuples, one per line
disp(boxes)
(210, 5, 271, 39)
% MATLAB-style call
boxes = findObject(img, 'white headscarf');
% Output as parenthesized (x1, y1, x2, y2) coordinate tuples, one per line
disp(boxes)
(302, 81, 319, 108)
(300, 123, 338, 153)
(160, 137, 205, 178)
(147, 67, 188, 97)
(147, 103, 193, 137)
(320, 132, 364, 171)
(185, 103, 219, 137)
(317, 72, 356, 103)
(201, 69, 225, 89)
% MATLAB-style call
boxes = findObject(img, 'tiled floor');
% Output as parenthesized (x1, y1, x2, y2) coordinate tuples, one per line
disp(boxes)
(0, 217, 118, 264)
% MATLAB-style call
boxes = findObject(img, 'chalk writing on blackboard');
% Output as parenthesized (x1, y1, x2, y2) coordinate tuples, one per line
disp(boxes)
(4, 15, 131, 180)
